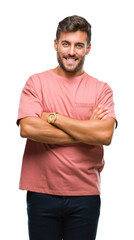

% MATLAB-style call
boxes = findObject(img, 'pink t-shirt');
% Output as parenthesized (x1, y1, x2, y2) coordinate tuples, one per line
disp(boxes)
(17, 70, 117, 195)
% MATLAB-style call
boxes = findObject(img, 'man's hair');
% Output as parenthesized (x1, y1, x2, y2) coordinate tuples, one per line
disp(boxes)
(56, 15, 92, 45)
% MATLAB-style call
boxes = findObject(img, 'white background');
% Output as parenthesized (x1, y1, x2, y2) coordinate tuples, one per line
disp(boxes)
(0, 0, 134, 239)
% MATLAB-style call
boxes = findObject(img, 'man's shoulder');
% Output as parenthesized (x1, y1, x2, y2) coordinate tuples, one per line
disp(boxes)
(85, 72, 106, 86)
(84, 73, 113, 96)
(25, 70, 52, 88)
(30, 69, 50, 80)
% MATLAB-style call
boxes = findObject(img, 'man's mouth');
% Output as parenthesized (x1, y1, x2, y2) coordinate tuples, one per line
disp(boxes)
(64, 56, 78, 64)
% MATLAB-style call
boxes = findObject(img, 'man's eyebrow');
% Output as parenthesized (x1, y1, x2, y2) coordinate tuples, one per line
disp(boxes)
(61, 40, 70, 43)
(61, 40, 85, 45)
(76, 42, 85, 46)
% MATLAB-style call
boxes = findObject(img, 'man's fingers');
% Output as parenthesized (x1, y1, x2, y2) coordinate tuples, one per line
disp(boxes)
(97, 108, 108, 116)
(97, 110, 109, 119)
(90, 106, 108, 120)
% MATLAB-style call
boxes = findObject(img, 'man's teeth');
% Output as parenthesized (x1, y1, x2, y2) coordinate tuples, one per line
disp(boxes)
(67, 59, 76, 62)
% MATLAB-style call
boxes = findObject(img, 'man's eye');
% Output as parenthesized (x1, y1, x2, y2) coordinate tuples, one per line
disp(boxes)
(77, 44, 83, 48)
(62, 43, 69, 46)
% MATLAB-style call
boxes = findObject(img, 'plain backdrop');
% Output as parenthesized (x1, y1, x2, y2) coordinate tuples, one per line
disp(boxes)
(0, 0, 134, 239)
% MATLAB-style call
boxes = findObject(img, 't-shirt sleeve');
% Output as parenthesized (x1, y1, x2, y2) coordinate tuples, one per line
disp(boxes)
(16, 76, 43, 126)
(97, 82, 118, 128)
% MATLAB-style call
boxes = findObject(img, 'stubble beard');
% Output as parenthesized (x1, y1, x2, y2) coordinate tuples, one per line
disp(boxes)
(57, 51, 86, 73)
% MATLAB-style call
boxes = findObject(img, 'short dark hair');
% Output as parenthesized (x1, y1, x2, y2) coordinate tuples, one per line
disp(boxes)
(56, 15, 91, 45)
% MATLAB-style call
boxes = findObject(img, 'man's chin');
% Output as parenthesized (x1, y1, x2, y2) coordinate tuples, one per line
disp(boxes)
(61, 64, 81, 73)
(64, 67, 78, 73)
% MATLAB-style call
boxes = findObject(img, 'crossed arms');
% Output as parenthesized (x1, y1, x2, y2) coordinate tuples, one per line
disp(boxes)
(19, 106, 116, 146)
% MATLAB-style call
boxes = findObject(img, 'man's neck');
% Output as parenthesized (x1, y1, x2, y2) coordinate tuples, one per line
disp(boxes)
(52, 66, 84, 79)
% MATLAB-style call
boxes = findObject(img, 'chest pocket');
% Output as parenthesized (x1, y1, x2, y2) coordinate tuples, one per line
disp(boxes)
(74, 102, 94, 120)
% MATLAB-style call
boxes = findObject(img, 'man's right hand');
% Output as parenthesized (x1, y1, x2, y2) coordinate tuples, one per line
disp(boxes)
(90, 105, 108, 120)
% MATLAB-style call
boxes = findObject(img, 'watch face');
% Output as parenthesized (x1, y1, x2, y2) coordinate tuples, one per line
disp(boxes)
(49, 114, 54, 120)
(48, 113, 56, 124)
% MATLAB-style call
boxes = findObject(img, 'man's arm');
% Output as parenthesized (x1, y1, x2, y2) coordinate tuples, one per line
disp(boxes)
(19, 106, 108, 145)
(19, 116, 79, 144)
(53, 114, 115, 146)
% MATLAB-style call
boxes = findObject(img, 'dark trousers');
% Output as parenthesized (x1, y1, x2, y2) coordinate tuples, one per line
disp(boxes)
(27, 191, 101, 240)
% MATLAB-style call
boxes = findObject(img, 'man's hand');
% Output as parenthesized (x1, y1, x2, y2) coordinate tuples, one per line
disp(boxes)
(19, 113, 79, 144)
(49, 106, 115, 146)
(20, 106, 113, 145)
(90, 105, 108, 120)
(41, 112, 49, 121)
(41, 105, 108, 123)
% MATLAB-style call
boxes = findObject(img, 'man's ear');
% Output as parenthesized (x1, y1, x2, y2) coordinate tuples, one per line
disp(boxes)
(86, 43, 91, 55)
(54, 39, 58, 51)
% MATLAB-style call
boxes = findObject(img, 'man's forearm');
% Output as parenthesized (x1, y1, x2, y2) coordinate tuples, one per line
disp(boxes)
(19, 117, 79, 144)
(53, 114, 115, 146)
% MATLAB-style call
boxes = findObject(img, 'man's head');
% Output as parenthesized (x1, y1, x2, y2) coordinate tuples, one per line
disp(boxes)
(56, 15, 91, 45)
(54, 15, 92, 75)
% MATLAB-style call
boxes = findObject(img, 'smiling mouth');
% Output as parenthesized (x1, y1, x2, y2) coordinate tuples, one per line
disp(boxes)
(64, 57, 78, 64)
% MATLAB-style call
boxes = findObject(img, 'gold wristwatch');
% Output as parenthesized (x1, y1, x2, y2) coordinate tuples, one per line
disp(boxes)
(47, 112, 58, 124)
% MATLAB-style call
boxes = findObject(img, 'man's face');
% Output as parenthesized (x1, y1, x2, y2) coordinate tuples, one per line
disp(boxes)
(54, 31, 91, 73)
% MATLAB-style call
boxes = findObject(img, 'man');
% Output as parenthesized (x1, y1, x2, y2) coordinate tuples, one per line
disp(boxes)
(17, 15, 117, 240)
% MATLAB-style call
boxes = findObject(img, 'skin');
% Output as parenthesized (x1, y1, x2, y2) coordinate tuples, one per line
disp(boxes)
(53, 31, 91, 78)
(20, 30, 116, 146)
(54, 31, 91, 78)
(20, 106, 109, 145)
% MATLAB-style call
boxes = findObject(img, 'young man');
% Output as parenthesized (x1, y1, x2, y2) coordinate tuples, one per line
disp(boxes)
(17, 15, 117, 240)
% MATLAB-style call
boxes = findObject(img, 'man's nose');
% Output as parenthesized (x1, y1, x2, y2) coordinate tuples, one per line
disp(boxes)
(68, 45, 75, 56)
